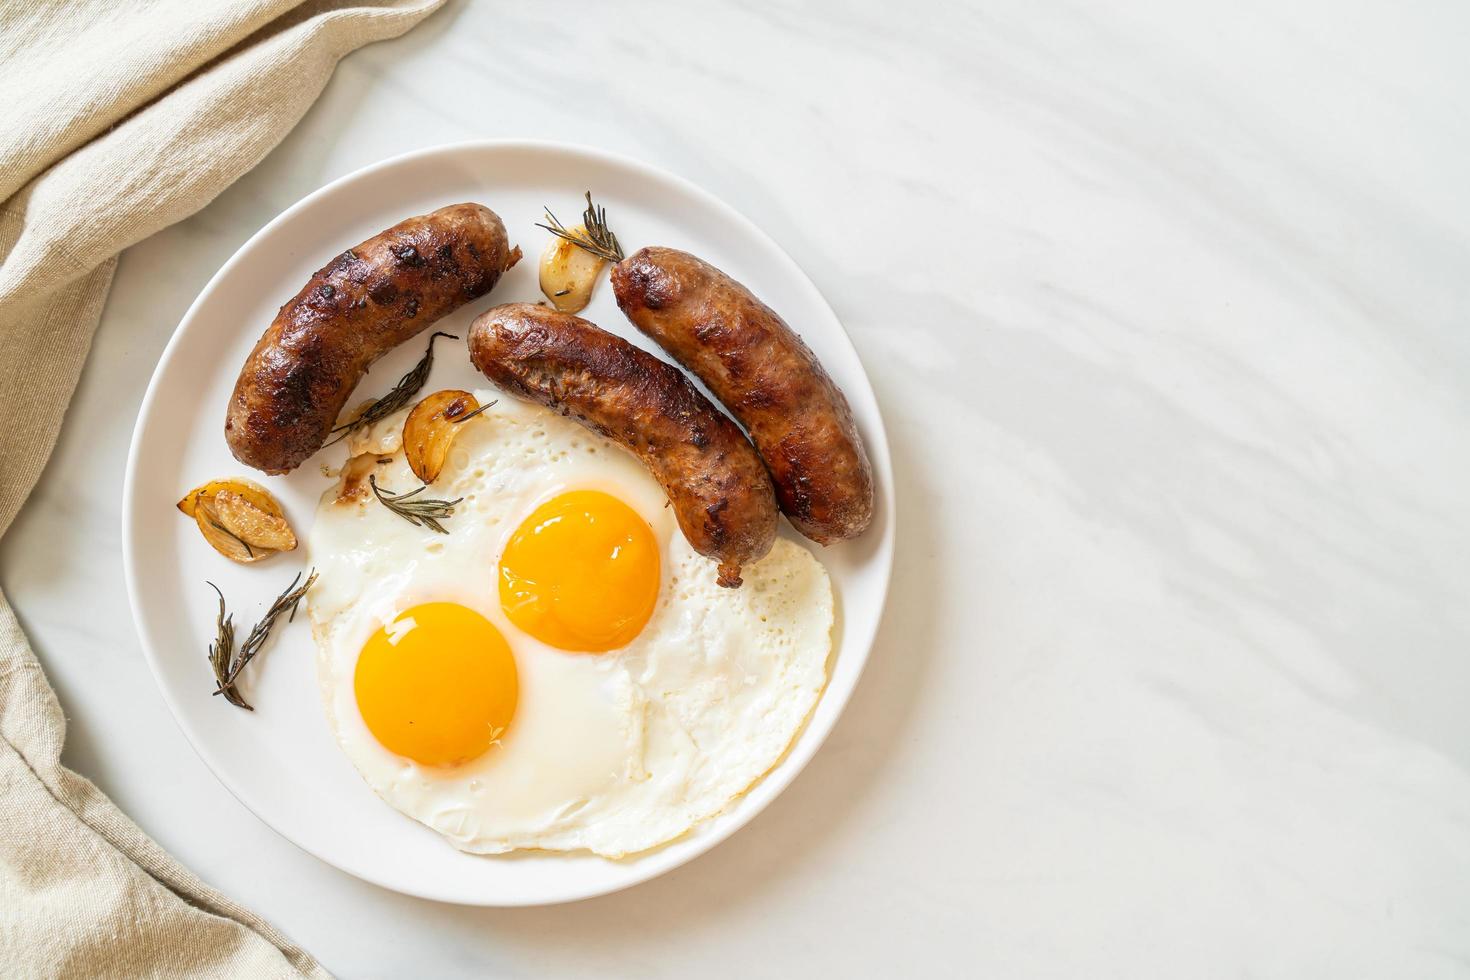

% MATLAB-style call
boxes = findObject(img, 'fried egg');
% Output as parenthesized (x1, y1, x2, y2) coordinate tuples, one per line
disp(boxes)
(307, 391, 832, 857)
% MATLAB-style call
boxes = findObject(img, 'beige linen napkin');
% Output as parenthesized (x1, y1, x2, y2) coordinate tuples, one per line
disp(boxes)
(0, 1, 444, 976)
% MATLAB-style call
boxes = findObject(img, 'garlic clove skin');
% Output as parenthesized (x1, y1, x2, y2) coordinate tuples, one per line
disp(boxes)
(178, 477, 295, 562)
(539, 224, 607, 313)
(403, 389, 482, 484)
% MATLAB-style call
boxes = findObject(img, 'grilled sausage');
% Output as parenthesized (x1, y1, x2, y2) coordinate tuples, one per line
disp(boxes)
(611, 247, 874, 544)
(226, 203, 519, 473)
(468, 303, 778, 588)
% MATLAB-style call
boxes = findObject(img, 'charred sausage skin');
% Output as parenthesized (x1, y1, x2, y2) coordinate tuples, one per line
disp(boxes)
(226, 203, 519, 473)
(468, 303, 778, 588)
(611, 247, 874, 544)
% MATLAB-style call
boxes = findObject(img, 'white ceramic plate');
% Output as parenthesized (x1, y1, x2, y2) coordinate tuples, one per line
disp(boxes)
(123, 140, 894, 906)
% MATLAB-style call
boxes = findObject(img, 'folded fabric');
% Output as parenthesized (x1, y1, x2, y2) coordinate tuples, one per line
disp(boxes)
(0, 1, 445, 976)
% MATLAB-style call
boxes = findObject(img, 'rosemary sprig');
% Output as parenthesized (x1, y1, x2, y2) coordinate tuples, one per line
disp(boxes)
(208, 518, 253, 558)
(325, 331, 457, 446)
(536, 191, 624, 263)
(450, 399, 496, 424)
(369, 475, 462, 534)
(206, 570, 317, 711)
(206, 583, 243, 709)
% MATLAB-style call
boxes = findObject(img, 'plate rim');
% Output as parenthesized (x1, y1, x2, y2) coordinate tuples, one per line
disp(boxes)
(121, 138, 896, 906)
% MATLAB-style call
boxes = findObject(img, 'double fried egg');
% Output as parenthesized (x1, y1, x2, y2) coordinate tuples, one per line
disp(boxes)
(307, 391, 832, 856)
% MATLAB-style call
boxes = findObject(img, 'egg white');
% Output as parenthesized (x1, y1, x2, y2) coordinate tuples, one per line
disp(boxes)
(307, 391, 832, 857)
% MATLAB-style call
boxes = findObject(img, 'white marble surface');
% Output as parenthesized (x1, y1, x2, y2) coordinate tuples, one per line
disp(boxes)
(3, 1, 1468, 976)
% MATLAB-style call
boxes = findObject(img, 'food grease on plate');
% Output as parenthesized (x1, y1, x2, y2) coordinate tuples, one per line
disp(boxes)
(307, 394, 833, 856)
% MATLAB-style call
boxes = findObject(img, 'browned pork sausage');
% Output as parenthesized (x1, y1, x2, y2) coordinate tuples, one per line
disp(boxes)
(468, 303, 778, 588)
(225, 203, 519, 473)
(611, 247, 874, 544)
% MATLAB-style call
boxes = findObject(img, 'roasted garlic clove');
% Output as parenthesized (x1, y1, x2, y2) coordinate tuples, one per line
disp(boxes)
(179, 478, 296, 563)
(404, 389, 486, 484)
(178, 478, 275, 518)
(213, 491, 296, 551)
(539, 224, 607, 313)
(178, 481, 223, 518)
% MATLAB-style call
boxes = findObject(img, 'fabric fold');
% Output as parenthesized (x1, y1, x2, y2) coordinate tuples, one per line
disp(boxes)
(0, 1, 446, 975)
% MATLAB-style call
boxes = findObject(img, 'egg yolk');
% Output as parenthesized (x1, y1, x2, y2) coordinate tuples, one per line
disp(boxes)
(498, 490, 660, 652)
(355, 603, 518, 768)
